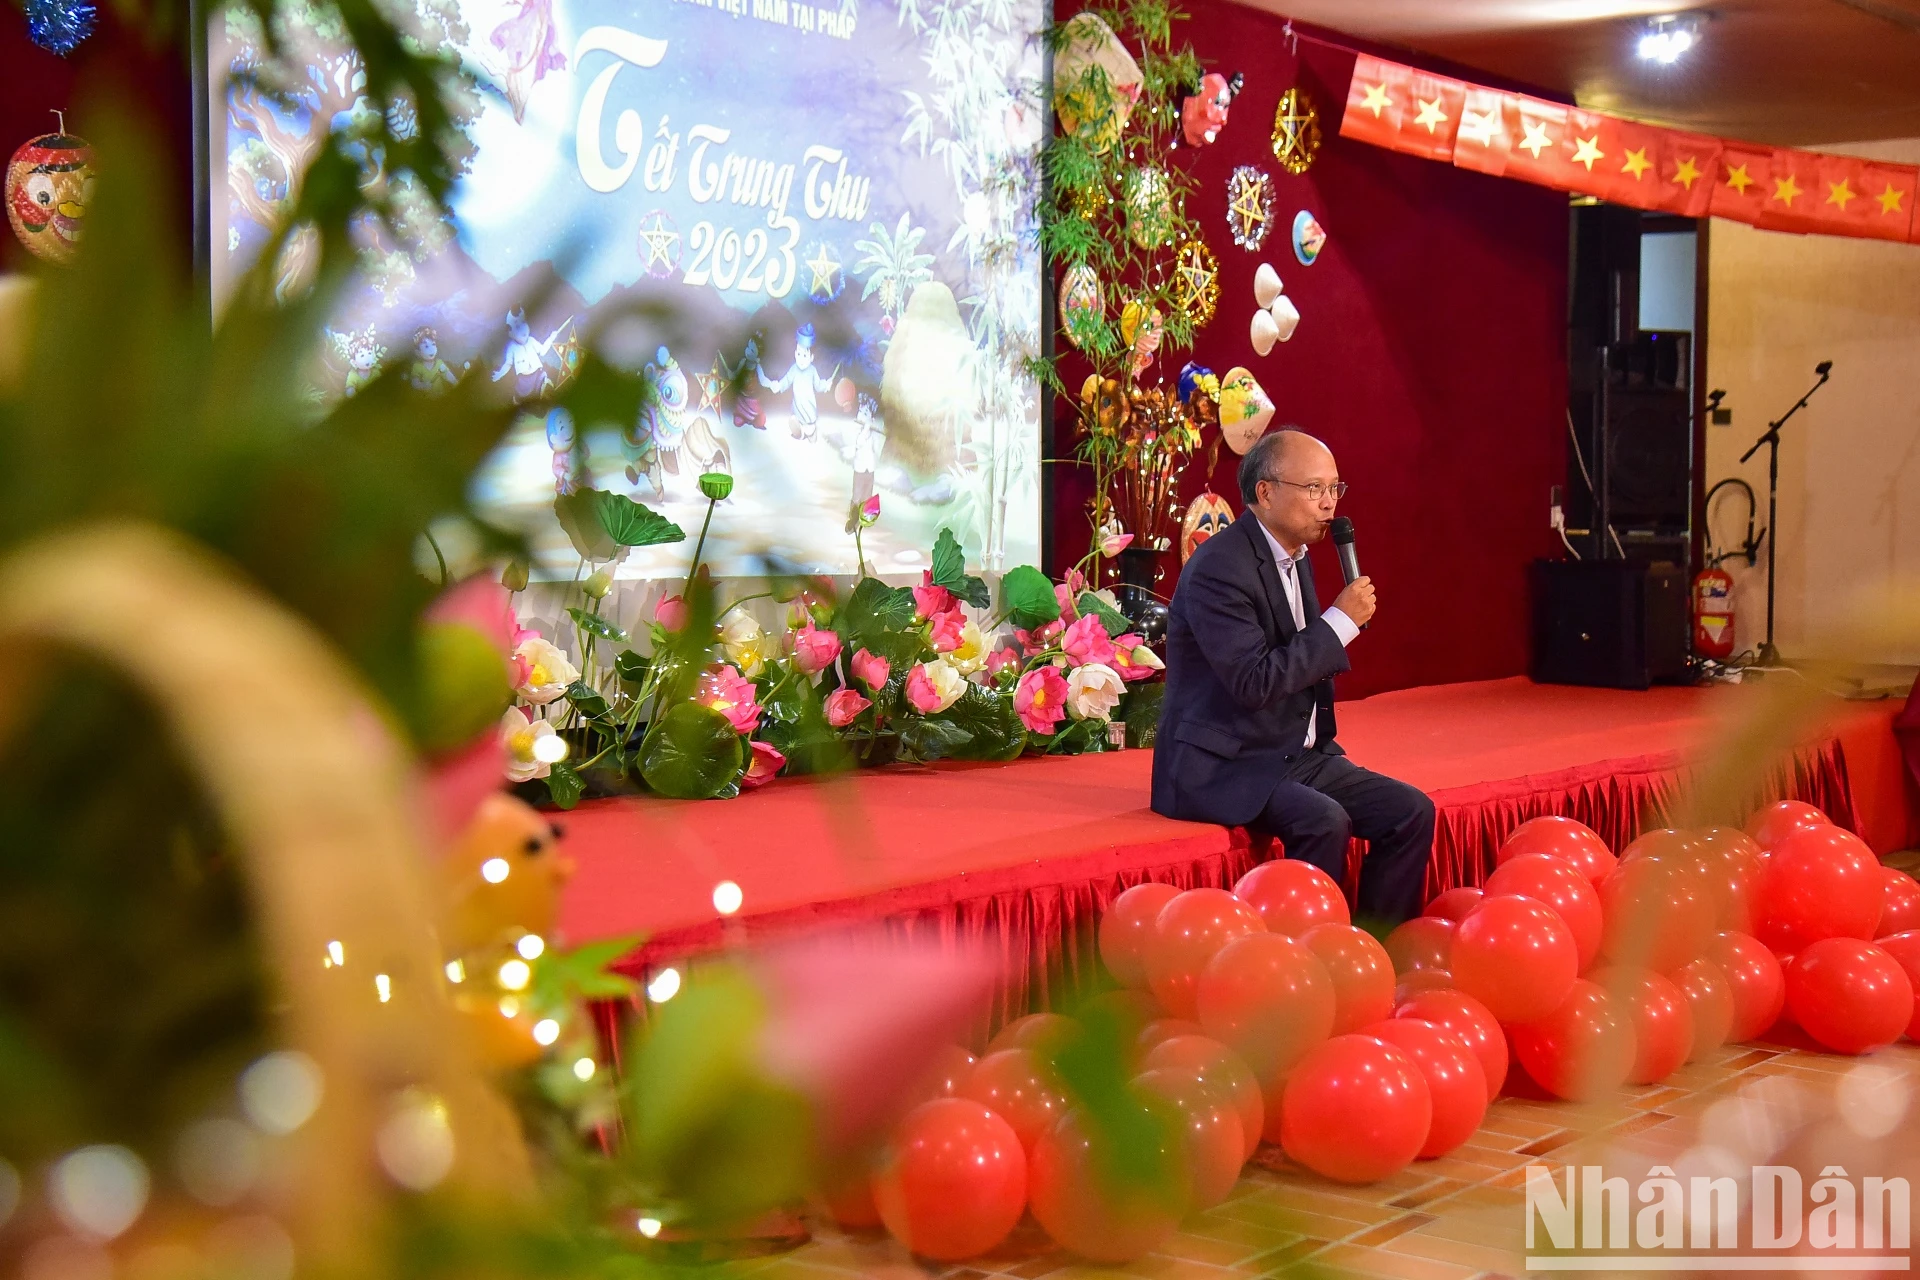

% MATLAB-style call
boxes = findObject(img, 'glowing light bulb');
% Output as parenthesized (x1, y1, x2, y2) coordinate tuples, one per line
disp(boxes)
(444, 960, 465, 984)
(324, 940, 345, 968)
(374, 973, 392, 1003)
(637, 1217, 662, 1239)
(646, 967, 682, 1004)
(516, 934, 545, 960)
(532, 1018, 560, 1046)
(532, 733, 569, 764)
(497, 959, 531, 991)
(498, 996, 520, 1018)
(712, 880, 744, 915)
(572, 1057, 596, 1082)
(481, 857, 510, 884)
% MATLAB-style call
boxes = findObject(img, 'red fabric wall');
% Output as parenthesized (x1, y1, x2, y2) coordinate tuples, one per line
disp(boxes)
(1048, 5, 1570, 701)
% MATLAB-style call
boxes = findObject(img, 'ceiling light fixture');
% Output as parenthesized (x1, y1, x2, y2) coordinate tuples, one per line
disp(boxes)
(1637, 13, 1702, 64)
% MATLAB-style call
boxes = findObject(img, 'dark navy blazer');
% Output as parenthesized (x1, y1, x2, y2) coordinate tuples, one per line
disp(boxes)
(1150, 511, 1351, 826)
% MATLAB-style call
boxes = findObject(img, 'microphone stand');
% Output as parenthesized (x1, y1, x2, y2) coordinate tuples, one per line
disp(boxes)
(1738, 363, 1832, 667)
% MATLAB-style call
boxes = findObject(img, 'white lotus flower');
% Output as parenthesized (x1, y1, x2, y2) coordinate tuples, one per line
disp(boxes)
(1065, 663, 1125, 722)
(720, 612, 771, 678)
(513, 636, 578, 706)
(947, 620, 989, 675)
(502, 706, 566, 782)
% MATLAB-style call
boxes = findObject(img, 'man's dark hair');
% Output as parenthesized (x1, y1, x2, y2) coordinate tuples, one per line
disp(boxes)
(1237, 427, 1304, 507)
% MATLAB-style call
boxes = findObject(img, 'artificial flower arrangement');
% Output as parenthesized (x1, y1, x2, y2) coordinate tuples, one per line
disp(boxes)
(495, 479, 1164, 807)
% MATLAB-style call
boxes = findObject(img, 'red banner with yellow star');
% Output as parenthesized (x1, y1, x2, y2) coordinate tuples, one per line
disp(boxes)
(1339, 55, 1920, 247)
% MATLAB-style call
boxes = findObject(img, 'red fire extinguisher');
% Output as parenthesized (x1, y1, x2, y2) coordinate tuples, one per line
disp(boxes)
(1693, 566, 1736, 661)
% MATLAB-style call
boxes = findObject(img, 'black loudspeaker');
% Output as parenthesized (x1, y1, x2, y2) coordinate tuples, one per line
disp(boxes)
(1604, 384, 1692, 525)
(1531, 559, 1689, 690)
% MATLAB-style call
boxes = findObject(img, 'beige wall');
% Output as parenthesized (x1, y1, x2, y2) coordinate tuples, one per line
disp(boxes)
(1703, 137, 1920, 665)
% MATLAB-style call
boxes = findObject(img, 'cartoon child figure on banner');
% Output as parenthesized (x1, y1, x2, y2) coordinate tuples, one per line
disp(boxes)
(846, 391, 884, 532)
(760, 323, 836, 441)
(730, 335, 767, 430)
(491, 308, 567, 400)
(408, 326, 456, 392)
(545, 407, 582, 497)
(332, 324, 384, 398)
(624, 346, 730, 495)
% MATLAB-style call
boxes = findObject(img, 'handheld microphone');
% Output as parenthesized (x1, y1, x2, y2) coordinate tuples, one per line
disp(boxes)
(1816, 360, 1833, 377)
(1329, 517, 1366, 630)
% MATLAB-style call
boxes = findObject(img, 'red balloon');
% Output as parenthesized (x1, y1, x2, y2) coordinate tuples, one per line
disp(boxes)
(1358, 1019, 1487, 1158)
(1142, 1035, 1265, 1161)
(1300, 924, 1397, 1035)
(1746, 800, 1830, 850)
(1146, 889, 1265, 1019)
(920, 1044, 976, 1100)
(1394, 969, 1455, 1003)
(1695, 825, 1763, 867)
(1672, 959, 1735, 1061)
(1878, 870, 1920, 938)
(1485, 853, 1604, 972)
(1132, 1068, 1246, 1209)
(1870, 931, 1920, 1040)
(1027, 1109, 1184, 1262)
(1757, 824, 1886, 954)
(1279, 1035, 1432, 1184)
(1384, 916, 1456, 974)
(1598, 857, 1715, 973)
(1706, 932, 1786, 1043)
(1786, 938, 1914, 1055)
(1424, 887, 1483, 922)
(1195, 933, 1334, 1083)
(1234, 859, 1351, 936)
(988, 1012, 1075, 1055)
(1619, 828, 1701, 865)
(959, 1049, 1067, 1152)
(1451, 895, 1580, 1023)
(1498, 816, 1617, 885)
(1394, 989, 1507, 1106)
(872, 1099, 1027, 1260)
(1136, 1018, 1205, 1056)
(1083, 989, 1162, 1062)
(1589, 966, 1693, 1085)
(1100, 883, 1182, 989)
(1509, 980, 1636, 1101)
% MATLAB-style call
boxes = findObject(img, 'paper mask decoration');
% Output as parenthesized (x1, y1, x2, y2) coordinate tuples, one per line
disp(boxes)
(1178, 71, 1243, 148)
(1053, 14, 1143, 153)
(1271, 87, 1323, 175)
(1170, 238, 1219, 328)
(1225, 165, 1274, 251)
(1270, 295, 1300, 343)
(1250, 309, 1279, 357)
(1120, 300, 1164, 375)
(1059, 263, 1105, 349)
(1253, 261, 1283, 308)
(6, 131, 93, 266)
(1218, 367, 1275, 454)
(1182, 491, 1235, 562)
(1292, 210, 1327, 265)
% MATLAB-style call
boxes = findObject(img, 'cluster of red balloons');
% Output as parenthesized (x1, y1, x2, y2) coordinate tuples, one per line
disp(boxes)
(842, 802, 1920, 1260)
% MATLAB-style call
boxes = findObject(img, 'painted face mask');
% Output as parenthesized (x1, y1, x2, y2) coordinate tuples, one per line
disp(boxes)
(1182, 490, 1235, 562)
(6, 132, 94, 266)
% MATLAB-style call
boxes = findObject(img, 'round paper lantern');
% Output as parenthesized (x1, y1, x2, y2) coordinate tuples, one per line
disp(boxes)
(1671, 959, 1735, 1061)
(1509, 980, 1635, 1102)
(988, 1013, 1075, 1055)
(1757, 824, 1885, 954)
(1233, 859, 1350, 936)
(1869, 931, 1920, 1040)
(1451, 895, 1579, 1024)
(1279, 1035, 1431, 1184)
(960, 1049, 1067, 1152)
(1597, 856, 1715, 974)
(1358, 1018, 1486, 1158)
(1195, 932, 1334, 1082)
(1384, 915, 1455, 974)
(1497, 816, 1616, 885)
(1142, 1035, 1265, 1161)
(1877, 869, 1920, 938)
(1100, 882, 1182, 989)
(1132, 1068, 1245, 1209)
(1299, 923, 1396, 1036)
(1785, 938, 1913, 1055)
(1394, 989, 1507, 1105)
(1589, 966, 1693, 1085)
(1746, 800, 1830, 850)
(1146, 889, 1264, 1019)
(1706, 931, 1785, 1043)
(1028, 1109, 1184, 1262)
(6, 131, 95, 267)
(1485, 853, 1604, 973)
(1424, 887, 1483, 922)
(873, 1099, 1027, 1260)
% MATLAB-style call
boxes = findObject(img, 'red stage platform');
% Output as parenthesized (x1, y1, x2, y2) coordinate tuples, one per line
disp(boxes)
(558, 678, 1916, 1023)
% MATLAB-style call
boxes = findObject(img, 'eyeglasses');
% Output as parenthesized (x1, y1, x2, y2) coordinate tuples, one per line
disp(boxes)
(1264, 478, 1349, 502)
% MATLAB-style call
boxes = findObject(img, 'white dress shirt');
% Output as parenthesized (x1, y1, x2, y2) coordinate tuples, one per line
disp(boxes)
(1255, 520, 1359, 749)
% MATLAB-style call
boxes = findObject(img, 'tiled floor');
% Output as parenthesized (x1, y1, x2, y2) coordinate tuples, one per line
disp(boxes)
(744, 1038, 1920, 1279)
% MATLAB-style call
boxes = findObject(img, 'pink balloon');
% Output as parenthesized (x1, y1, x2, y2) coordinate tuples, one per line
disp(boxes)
(1234, 859, 1351, 936)
(1451, 895, 1579, 1024)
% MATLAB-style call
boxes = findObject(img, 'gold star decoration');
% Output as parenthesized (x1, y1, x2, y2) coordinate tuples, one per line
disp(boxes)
(1878, 183, 1907, 216)
(1458, 108, 1500, 147)
(1773, 174, 1803, 205)
(1413, 96, 1449, 134)
(1271, 87, 1323, 175)
(1725, 163, 1754, 194)
(1170, 238, 1219, 328)
(804, 243, 841, 297)
(1517, 120, 1552, 159)
(1359, 82, 1391, 118)
(1826, 179, 1856, 210)
(1673, 156, 1702, 189)
(636, 211, 681, 277)
(1225, 165, 1275, 251)
(1571, 135, 1605, 171)
(696, 358, 728, 411)
(1621, 147, 1652, 180)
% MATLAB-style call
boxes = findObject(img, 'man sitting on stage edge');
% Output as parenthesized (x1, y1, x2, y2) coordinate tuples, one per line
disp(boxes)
(1151, 429, 1436, 927)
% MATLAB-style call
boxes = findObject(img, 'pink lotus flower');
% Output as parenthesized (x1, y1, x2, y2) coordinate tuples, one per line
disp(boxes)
(905, 660, 965, 714)
(791, 621, 843, 676)
(654, 594, 689, 632)
(928, 608, 965, 654)
(1065, 567, 1090, 597)
(825, 687, 872, 727)
(913, 571, 957, 623)
(698, 664, 763, 734)
(741, 739, 786, 789)
(1014, 666, 1070, 736)
(1054, 582, 1079, 622)
(984, 647, 1021, 680)
(850, 648, 891, 690)
(1015, 619, 1064, 656)
(858, 493, 882, 527)
(1110, 632, 1159, 682)
(1099, 531, 1135, 558)
(1061, 612, 1116, 669)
